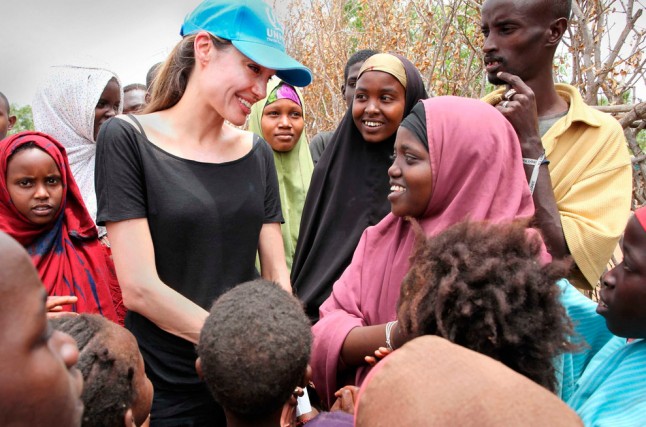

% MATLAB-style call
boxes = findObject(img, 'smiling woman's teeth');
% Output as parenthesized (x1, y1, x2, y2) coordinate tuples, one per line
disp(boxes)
(364, 121, 383, 127)
(239, 98, 252, 109)
(390, 185, 405, 192)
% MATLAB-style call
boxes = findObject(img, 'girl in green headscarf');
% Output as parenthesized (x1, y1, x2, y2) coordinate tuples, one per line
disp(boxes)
(248, 78, 313, 271)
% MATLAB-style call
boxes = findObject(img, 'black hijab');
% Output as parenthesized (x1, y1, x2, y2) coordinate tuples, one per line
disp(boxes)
(291, 54, 428, 322)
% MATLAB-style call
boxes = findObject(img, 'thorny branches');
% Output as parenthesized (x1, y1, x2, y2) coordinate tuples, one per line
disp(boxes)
(284, 0, 486, 132)
(282, 0, 644, 200)
(565, 0, 645, 105)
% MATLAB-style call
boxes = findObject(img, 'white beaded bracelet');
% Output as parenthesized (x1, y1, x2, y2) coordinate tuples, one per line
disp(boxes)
(522, 152, 549, 195)
(385, 320, 398, 351)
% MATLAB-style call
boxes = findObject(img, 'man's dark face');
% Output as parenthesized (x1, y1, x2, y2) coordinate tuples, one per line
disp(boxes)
(481, 0, 551, 85)
(342, 62, 364, 109)
(123, 89, 147, 114)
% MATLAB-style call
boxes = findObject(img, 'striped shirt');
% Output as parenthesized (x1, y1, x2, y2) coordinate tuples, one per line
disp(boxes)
(557, 279, 646, 426)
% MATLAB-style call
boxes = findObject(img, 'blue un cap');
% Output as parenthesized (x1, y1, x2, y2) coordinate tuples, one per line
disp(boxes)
(181, 0, 313, 87)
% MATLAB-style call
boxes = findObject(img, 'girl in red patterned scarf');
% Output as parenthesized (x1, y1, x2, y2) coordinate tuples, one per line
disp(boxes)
(0, 131, 123, 323)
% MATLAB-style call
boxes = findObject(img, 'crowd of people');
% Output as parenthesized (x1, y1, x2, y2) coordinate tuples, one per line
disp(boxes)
(0, 0, 643, 425)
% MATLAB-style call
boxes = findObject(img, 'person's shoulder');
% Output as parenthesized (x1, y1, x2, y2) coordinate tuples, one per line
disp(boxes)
(100, 115, 143, 140)
(312, 131, 334, 145)
(97, 116, 149, 158)
(228, 127, 273, 165)
(557, 84, 623, 133)
(588, 107, 623, 133)
(579, 106, 626, 149)
(227, 126, 260, 149)
(249, 132, 274, 157)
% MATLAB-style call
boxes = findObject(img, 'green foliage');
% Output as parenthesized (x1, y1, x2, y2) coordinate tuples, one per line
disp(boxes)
(8, 103, 34, 135)
(344, 0, 363, 31)
(598, 91, 633, 106)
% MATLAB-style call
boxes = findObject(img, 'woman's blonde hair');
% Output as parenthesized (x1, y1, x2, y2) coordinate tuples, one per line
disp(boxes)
(145, 34, 231, 113)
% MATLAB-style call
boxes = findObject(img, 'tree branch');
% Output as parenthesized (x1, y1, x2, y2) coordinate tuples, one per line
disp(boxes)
(619, 102, 646, 129)
(571, 0, 597, 103)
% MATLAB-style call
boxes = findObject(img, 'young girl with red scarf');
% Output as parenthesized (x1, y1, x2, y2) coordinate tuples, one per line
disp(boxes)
(0, 131, 123, 323)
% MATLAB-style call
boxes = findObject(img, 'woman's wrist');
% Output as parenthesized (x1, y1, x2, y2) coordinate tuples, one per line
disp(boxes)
(385, 321, 397, 350)
(519, 136, 544, 158)
(390, 320, 406, 350)
(385, 320, 407, 351)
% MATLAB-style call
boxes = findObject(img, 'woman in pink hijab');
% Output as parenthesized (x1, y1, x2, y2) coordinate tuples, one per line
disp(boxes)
(311, 96, 547, 407)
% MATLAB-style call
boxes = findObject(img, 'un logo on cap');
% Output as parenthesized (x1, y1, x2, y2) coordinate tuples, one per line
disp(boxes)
(265, 6, 284, 44)
(265, 6, 281, 30)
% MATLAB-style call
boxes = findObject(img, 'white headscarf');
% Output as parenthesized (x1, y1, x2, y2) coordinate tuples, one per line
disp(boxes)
(33, 64, 122, 237)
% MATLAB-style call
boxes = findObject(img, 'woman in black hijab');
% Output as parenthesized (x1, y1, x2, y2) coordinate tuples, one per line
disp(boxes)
(292, 53, 428, 322)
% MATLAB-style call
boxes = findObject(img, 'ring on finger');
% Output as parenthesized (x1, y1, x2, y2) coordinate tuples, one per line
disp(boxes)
(504, 89, 517, 100)
(502, 100, 510, 108)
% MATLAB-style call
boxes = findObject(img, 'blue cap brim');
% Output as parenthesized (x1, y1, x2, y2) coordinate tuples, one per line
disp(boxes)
(232, 40, 312, 87)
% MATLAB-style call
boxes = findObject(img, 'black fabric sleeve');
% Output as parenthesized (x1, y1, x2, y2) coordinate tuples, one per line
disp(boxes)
(258, 136, 283, 224)
(95, 118, 148, 225)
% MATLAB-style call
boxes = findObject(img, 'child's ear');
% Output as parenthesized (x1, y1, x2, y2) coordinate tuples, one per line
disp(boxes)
(7, 115, 16, 130)
(195, 357, 204, 380)
(123, 408, 136, 427)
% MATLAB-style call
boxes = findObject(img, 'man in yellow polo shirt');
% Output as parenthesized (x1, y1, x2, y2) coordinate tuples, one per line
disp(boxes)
(480, 0, 632, 289)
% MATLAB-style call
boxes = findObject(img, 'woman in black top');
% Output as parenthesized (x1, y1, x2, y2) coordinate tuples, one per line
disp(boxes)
(95, 0, 311, 425)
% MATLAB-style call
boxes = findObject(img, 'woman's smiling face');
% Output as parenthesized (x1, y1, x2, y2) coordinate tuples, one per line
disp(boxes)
(352, 71, 406, 144)
(387, 126, 432, 218)
(194, 33, 275, 127)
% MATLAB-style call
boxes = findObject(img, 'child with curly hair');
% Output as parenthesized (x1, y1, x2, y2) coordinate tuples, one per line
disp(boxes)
(556, 207, 646, 424)
(196, 279, 312, 427)
(51, 314, 153, 427)
(395, 220, 574, 392)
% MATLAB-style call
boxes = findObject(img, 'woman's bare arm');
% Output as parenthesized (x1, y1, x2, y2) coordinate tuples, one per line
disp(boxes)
(107, 218, 208, 344)
(258, 222, 291, 293)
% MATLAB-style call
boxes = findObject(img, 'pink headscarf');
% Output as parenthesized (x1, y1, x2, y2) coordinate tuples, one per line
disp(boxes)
(311, 97, 543, 407)
(634, 206, 646, 231)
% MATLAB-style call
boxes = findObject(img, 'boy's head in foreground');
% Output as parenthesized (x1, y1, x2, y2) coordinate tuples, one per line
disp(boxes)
(0, 231, 83, 426)
(598, 206, 646, 338)
(51, 314, 153, 427)
(397, 220, 574, 391)
(197, 279, 312, 424)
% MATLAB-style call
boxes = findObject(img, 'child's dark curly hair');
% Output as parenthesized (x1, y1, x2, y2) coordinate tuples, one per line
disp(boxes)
(197, 279, 312, 421)
(50, 314, 137, 427)
(397, 220, 575, 392)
